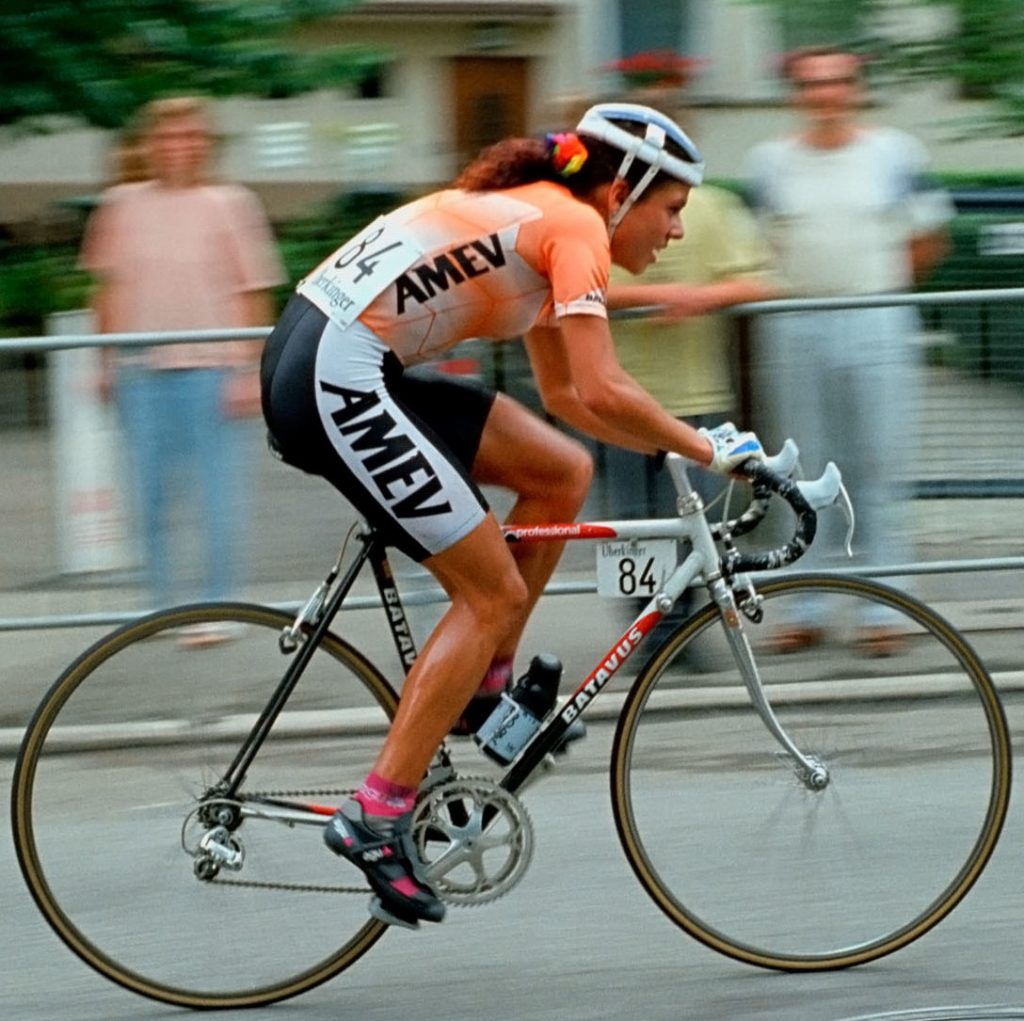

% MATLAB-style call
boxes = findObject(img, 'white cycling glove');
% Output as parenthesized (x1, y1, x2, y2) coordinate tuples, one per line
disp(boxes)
(699, 422, 766, 475)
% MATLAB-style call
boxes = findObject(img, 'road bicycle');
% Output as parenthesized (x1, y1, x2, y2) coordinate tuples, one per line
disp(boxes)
(11, 443, 1011, 1009)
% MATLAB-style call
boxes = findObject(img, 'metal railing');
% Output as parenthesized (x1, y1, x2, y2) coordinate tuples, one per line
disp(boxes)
(6, 286, 1023, 351)
(1, 286, 1023, 631)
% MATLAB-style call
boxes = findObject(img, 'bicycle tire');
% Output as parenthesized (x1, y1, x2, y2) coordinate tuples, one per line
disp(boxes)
(610, 574, 1011, 971)
(11, 601, 400, 1009)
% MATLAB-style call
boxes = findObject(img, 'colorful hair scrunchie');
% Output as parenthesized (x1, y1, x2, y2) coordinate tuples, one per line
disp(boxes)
(545, 132, 589, 177)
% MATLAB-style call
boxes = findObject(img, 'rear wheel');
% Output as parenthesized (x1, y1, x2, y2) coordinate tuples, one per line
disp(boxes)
(12, 602, 398, 1008)
(611, 575, 1011, 970)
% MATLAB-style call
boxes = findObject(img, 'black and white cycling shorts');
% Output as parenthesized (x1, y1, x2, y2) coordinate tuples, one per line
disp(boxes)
(261, 294, 495, 561)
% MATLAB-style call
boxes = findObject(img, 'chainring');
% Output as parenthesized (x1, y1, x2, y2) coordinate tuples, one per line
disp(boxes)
(411, 777, 533, 907)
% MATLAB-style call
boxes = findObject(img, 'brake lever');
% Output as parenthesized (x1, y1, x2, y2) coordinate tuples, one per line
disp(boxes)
(836, 480, 856, 558)
(795, 462, 856, 557)
(762, 438, 799, 478)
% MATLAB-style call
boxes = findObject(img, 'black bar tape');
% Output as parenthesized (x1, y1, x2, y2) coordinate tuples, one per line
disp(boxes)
(721, 459, 818, 574)
(710, 483, 772, 540)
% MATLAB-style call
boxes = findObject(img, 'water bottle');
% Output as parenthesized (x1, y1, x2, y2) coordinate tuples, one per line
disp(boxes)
(474, 654, 563, 765)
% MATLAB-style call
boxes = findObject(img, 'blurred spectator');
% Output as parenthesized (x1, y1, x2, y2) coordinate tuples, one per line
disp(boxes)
(110, 122, 150, 185)
(604, 180, 778, 629)
(744, 47, 953, 654)
(79, 96, 286, 624)
(606, 182, 778, 512)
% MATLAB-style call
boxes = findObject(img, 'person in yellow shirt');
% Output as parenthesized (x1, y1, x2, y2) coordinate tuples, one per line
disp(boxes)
(606, 182, 778, 629)
(607, 182, 777, 508)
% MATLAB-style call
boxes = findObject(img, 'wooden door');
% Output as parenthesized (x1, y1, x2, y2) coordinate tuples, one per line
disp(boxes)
(452, 57, 530, 168)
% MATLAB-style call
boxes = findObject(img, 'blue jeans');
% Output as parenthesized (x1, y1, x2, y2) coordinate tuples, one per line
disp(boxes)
(116, 366, 247, 607)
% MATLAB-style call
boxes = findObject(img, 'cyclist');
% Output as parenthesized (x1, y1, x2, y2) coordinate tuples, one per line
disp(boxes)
(261, 102, 765, 928)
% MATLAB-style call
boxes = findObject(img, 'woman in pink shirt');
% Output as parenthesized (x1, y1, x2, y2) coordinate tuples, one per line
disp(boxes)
(80, 97, 285, 616)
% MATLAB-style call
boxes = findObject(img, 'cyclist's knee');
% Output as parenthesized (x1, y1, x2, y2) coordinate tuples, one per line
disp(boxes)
(461, 566, 528, 632)
(552, 443, 593, 518)
(492, 566, 530, 618)
(566, 444, 594, 503)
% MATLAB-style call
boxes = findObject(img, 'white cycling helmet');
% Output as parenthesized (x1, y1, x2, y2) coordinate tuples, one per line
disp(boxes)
(576, 102, 705, 232)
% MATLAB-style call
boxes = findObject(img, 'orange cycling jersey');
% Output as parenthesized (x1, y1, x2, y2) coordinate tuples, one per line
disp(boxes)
(298, 180, 611, 364)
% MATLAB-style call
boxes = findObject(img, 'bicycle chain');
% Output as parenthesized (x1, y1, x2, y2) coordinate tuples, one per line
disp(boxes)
(209, 875, 370, 895)
(191, 777, 464, 898)
(248, 787, 355, 800)
(193, 769, 505, 902)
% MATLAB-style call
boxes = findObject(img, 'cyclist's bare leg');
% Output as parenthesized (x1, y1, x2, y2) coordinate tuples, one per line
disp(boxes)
(329, 404, 583, 920)
(471, 392, 593, 661)
(370, 512, 529, 788)
(368, 396, 588, 783)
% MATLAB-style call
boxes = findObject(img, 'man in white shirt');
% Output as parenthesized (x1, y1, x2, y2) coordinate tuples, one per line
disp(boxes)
(745, 47, 953, 655)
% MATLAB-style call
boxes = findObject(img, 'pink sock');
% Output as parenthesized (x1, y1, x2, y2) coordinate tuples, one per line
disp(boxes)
(353, 772, 417, 818)
(477, 655, 514, 696)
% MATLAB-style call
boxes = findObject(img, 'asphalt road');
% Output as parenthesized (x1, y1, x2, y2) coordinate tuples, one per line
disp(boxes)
(5, 703, 1024, 1021)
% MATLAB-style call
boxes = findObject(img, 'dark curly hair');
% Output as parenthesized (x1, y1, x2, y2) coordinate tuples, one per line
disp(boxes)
(453, 119, 693, 198)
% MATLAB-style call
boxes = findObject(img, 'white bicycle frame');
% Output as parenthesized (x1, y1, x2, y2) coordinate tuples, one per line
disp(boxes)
(197, 439, 850, 837)
(499, 441, 849, 792)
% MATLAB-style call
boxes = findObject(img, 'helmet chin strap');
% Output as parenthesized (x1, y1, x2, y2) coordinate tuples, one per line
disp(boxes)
(605, 124, 668, 237)
(606, 185, 624, 238)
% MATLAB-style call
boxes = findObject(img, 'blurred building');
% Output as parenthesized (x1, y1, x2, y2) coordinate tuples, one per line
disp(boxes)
(1, 0, 1023, 596)
(1, 0, 1022, 230)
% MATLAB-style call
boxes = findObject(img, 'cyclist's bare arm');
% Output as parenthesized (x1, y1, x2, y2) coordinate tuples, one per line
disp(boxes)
(524, 323, 658, 453)
(524, 316, 713, 464)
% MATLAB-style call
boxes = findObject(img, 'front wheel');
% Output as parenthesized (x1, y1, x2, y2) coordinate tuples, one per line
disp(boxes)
(12, 602, 399, 1009)
(611, 574, 1011, 971)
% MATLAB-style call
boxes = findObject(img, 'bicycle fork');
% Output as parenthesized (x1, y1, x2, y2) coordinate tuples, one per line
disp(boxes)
(708, 577, 830, 791)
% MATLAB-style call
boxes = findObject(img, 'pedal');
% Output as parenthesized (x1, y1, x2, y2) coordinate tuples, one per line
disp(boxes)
(368, 896, 420, 931)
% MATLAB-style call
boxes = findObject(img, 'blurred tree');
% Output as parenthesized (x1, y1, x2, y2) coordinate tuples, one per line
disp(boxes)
(0, 0, 381, 130)
(881, 0, 1024, 134)
(739, 0, 1024, 135)
(744, 0, 876, 50)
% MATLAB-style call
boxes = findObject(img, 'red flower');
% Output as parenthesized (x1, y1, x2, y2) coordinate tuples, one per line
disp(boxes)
(606, 50, 703, 88)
